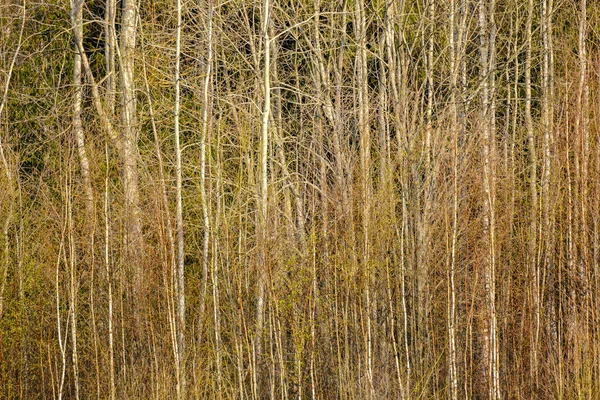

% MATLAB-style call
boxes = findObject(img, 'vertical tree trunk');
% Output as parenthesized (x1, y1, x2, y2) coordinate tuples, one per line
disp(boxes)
(212, 121, 223, 396)
(56, 235, 67, 400)
(68, 3, 85, 398)
(541, 0, 556, 368)
(66, 169, 80, 400)
(417, 0, 435, 358)
(384, 3, 411, 392)
(197, 0, 214, 352)
(256, 0, 271, 384)
(479, 0, 500, 397)
(576, 0, 589, 330)
(105, 0, 116, 115)
(120, 0, 143, 280)
(354, 0, 373, 395)
(488, 3, 500, 397)
(448, 1, 459, 398)
(103, 144, 116, 400)
(458, 2, 469, 396)
(173, 0, 185, 394)
(71, 0, 93, 221)
(524, 0, 540, 388)
(0, 0, 24, 324)
(425, 0, 434, 171)
(0, 198, 11, 323)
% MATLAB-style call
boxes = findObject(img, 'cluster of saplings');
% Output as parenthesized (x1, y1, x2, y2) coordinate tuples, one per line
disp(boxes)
(1, 0, 599, 398)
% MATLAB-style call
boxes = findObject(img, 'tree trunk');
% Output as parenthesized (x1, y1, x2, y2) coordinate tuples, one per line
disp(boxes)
(479, 0, 500, 397)
(71, 0, 93, 221)
(173, 0, 185, 394)
(105, 0, 117, 115)
(448, 1, 459, 398)
(541, 0, 557, 384)
(524, 0, 540, 388)
(256, 0, 271, 386)
(120, 0, 143, 283)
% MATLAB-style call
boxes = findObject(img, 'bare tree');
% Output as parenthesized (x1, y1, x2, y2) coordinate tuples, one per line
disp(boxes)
(173, 0, 185, 394)
(197, 0, 214, 346)
(66, 167, 80, 400)
(478, 0, 500, 397)
(256, 0, 272, 385)
(576, 0, 589, 325)
(448, 1, 459, 398)
(71, 0, 93, 221)
(5, 0, 600, 397)
(103, 144, 116, 400)
(524, 0, 540, 387)
(119, 0, 144, 282)
(541, 0, 556, 370)
(0, 0, 24, 323)
(353, 0, 374, 395)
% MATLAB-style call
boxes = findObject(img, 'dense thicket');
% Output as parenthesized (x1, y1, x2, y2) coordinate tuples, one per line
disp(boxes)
(2, 0, 600, 398)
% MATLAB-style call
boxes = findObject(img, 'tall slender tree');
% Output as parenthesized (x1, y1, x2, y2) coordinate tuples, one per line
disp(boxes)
(173, 0, 185, 394)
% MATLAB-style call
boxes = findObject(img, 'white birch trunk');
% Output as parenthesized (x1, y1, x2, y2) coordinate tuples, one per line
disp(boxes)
(448, 1, 459, 398)
(67, 178, 80, 400)
(577, 0, 589, 310)
(70, 0, 93, 221)
(119, 0, 143, 278)
(197, 0, 214, 331)
(173, 0, 186, 394)
(103, 144, 116, 400)
(524, 0, 539, 384)
(256, 0, 271, 379)
(0, 0, 24, 323)
(479, 0, 500, 397)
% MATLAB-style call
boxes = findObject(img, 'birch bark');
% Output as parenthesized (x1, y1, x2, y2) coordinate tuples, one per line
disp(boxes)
(479, 0, 500, 397)
(120, 0, 144, 273)
(448, 1, 459, 397)
(256, 0, 271, 380)
(173, 0, 185, 394)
